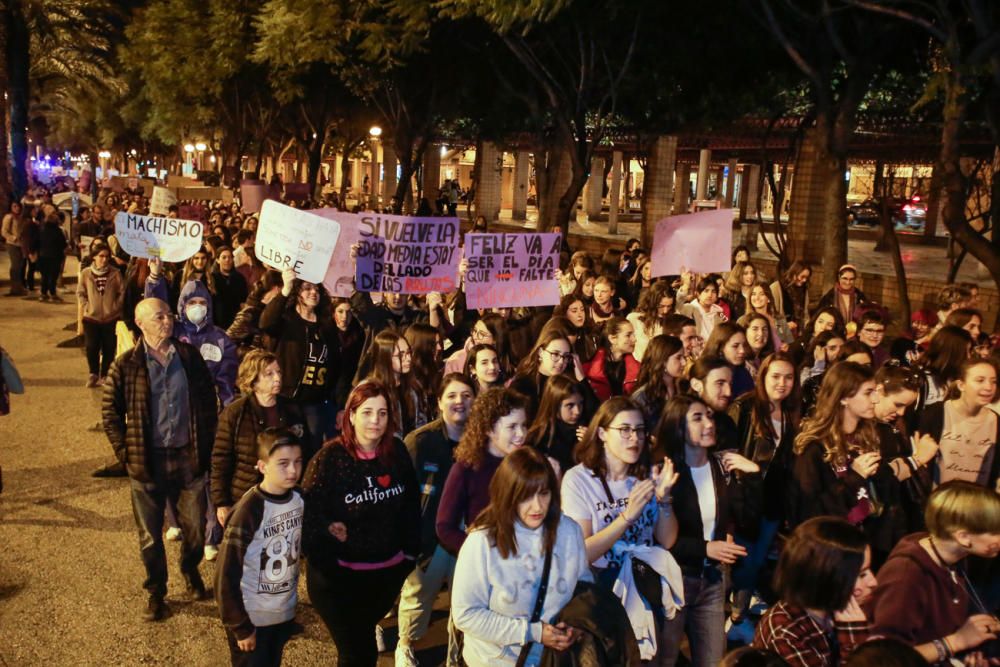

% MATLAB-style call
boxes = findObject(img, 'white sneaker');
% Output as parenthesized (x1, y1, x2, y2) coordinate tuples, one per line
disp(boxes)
(165, 527, 182, 542)
(204, 545, 219, 561)
(395, 643, 419, 667)
(376, 624, 386, 653)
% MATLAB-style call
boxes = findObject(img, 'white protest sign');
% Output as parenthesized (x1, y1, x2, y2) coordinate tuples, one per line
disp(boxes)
(149, 186, 178, 216)
(255, 200, 341, 283)
(114, 211, 204, 262)
(650, 208, 735, 276)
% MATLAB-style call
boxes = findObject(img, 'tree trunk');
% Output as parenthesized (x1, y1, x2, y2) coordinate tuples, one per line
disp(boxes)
(305, 139, 323, 197)
(392, 138, 425, 216)
(0, 73, 9, 214)
(939, 70, 1000, 329)
(6, 1, 30, 199)
(815, 118, 850, 287)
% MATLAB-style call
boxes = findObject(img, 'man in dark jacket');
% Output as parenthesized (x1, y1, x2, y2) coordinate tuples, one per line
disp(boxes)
(102, 297, 219, 621)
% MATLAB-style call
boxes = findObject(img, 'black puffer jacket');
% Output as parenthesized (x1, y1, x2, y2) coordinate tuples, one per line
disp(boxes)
(210, 393, 307, 508)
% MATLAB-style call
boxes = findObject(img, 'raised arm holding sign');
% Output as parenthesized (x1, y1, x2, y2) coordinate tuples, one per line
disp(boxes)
(114, 212, 204, 262)
(255, 200, 341, 283)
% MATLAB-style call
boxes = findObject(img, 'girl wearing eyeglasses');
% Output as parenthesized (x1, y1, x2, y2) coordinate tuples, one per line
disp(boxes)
(562, 397, 679, 662)
(353, 330, 423, 438)
(510, 330, 575, 415)
(655, 394, 761, 667)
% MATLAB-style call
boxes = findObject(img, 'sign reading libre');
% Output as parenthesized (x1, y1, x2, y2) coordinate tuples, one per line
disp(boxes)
(255, 200, 341, 283)
(355, 214, 459, 294)
(114, 211, 204, 262)
(464, 232, 562, 309)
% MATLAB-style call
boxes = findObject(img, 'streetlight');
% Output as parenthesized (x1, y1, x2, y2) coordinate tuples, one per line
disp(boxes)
(184, 143, 195, 153)
(195, 142, 207, 151)
(368, 127, 382, 209)
(369, 126, 382, 138)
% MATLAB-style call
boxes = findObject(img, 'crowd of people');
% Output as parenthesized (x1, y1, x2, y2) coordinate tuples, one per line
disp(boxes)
(2, 186, 1000, 667)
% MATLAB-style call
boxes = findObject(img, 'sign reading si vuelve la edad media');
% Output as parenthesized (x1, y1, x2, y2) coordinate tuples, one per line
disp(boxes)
(355, 213, 460, 294)
(114, 211, 204, 262)
(255, 200, 341, 283)
(464, 232, 562, 309)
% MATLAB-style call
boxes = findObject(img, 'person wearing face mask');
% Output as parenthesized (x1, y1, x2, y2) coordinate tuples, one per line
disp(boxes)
(211, 247, 248, 330)
(790, 363, 892, 531)
(168, 279, 239, 407)
(211, 350, 306, 535)
(869, 482, 1000, 666)
(396, 374, 476, 667)
(78, 245, 125, 387)
(753, 517, 877, 667)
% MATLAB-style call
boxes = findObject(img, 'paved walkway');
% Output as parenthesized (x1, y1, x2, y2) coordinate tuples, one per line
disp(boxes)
(0, 296, 448, 666)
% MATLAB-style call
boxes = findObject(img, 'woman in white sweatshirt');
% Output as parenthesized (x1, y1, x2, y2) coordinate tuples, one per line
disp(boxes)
(451, 447, 592, 667)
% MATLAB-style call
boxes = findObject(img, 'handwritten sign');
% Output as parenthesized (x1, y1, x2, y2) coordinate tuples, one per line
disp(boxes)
(650, 208, 735, 277)
(355, 213, 460, 294)
(464, 233, 562, 309)
(114, 211, 204, 262)
(255, 200, 341, 283)
(149, 186, 178, 216)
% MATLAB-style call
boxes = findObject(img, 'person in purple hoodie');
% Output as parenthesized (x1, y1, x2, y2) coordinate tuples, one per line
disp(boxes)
(146, 257, 238, 408)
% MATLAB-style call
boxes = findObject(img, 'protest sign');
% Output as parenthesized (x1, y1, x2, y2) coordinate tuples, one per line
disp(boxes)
(167, 175, 198, 188)
(464, 233, 562, 309)
(650, 208, 734, 277)
(108, 176, 126, 193)
(313, 209, 365, 297)
(241, 180, 269, 214)
(354, 213, 460, 294)
(255, 200, 341, 283)
(139, 178, 155, 197)
(179, 204, 208, 223)
(149, 186, 178, 216)
(114, 211, 204, 262)
(127, 177, 138, 190)
(175, 186, 224, 201)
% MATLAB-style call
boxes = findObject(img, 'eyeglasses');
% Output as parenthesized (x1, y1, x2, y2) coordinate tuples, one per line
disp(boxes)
(471, 327, 491, 341)
(861, 328, 885, 336)
(543, 349, 573, 362)
(606, 425, 646, 440)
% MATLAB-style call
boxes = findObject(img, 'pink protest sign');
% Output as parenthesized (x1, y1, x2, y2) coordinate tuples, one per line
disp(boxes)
(650, 208, 735, 277)
(354, 213, 460, 294)
(464, 233, 562, 309)
(241, 180, 269, 214)
(313, 208, 365, 297)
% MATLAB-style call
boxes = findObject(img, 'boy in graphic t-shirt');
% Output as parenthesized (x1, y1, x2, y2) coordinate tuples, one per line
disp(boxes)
(216, 428, 304, 667)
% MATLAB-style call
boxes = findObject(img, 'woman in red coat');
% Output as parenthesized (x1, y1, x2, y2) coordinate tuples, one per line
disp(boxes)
(584, 317, 641, 402)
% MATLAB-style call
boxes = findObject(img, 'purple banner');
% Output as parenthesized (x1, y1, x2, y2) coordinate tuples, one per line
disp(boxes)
(355, 213, 460, 294)
(241, 180, 269, 214)
(464, 233, 562, 309)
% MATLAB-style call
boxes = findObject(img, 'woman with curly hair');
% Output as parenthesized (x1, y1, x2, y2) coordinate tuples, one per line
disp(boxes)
(790, 362, 892, 532)
(353, 330, 423, 438)
(435, 387, 529, 557)
(627, 281, 676, 361)
(724, 262, 757, 321)
(259, 267, 339, 454)
(631, 335, 685, 433)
